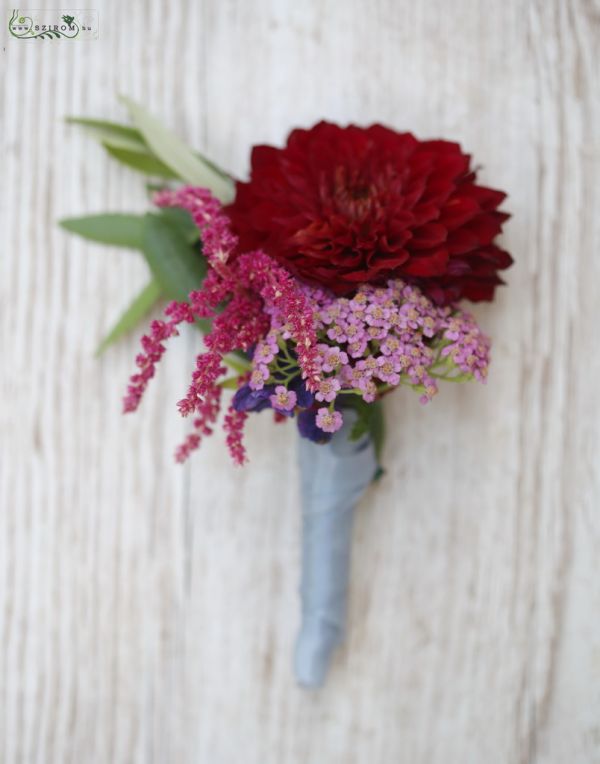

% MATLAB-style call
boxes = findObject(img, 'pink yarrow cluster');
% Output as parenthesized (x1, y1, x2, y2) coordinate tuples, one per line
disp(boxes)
(250, 280, 491, 434)
(123, 186, 320, 465)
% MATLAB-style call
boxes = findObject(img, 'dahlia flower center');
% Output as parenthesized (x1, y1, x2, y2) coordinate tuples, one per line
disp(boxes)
(330, 165, 385, 220)
(349, 184, 370, 200)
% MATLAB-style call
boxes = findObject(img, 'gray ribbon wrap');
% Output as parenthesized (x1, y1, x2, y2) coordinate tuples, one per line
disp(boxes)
(294, 409, 377, 688)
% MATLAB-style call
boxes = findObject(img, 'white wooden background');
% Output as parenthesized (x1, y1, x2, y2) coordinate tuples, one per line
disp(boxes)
(2, 1, 599, 762)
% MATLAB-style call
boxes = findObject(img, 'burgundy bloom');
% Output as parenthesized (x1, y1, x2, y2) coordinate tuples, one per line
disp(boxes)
(225, 122, 512, 304)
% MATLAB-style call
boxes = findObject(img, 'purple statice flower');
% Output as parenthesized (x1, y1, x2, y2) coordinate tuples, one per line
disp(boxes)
(232, 384, 274, 413)
(290, 377, 315, 408)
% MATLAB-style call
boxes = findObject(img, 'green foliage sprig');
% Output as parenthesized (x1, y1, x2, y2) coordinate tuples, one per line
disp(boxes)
(60, 97, 235, 354)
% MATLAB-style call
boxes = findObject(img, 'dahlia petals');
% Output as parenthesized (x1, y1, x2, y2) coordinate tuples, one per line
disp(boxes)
(225, 121, 511, 303)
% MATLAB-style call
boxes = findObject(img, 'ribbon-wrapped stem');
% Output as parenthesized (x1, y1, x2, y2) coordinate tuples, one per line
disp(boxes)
(294, 409, 377, 688)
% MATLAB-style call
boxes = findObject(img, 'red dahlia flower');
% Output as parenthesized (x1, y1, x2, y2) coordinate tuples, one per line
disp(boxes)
(225, 121, 512, 304)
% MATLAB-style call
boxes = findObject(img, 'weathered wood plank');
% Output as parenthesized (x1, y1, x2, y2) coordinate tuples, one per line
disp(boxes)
(1, 1, 598, 762)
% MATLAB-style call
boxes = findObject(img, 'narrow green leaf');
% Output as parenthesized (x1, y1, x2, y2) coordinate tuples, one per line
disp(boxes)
(141, 212, 211, 332)
(66, 116, 145, 151)
(96, 279, 162, 355)
(96, 133, 148, 153)
(68, 114, 233, 182)
(103, 144, 180, 179)
(59, 213, 145, 249)
(119, 96, 234, 201)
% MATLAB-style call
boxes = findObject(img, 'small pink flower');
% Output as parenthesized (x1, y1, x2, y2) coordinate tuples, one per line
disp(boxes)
(347, 339, 368, 358)
(366, 325, 387, 341)
(270, 385, 297, 412)
(265, 331, 279, 352)
(315, 376, 341, 403)
(254, 341, 275, 364)
(316, 407, 343, 433)
(357, 357, 379, 374)
(249, 365, 270, 390)
(326, 324, 347, 343)
(365, 303, 391, 327)
(322, 346, 348, 372)
(380, 336, 401, 356)
(361, 380, 378, 403)
(420, 315, 437, 337)
(344, 323, 362, 341)
(375, 356, 402, 385)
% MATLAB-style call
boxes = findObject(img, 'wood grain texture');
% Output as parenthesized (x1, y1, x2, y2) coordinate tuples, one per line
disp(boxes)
(1, 1, 599, 762)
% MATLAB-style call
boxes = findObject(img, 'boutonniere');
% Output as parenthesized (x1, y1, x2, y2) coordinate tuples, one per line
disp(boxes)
(62, 98, 511, 687)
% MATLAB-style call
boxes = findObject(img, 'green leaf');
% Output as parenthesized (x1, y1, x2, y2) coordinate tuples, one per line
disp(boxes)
(141, 212, 211, 332)
(68, 113, 233, 185)
(66, 116, 145, 151)
(369, 400, 385, 469)
(119, 96, 234, 201)
(96, 279, 162, 355)
(222, 354, 252, 374)
(349, 408, 370, 441)
(68, 116, 180, 175)
(103, 144, 180, 178)
(219, 376, 243, 390)
(59, 213, 145, 249)
(345, 397, 386, 480)
(159, 207, 200, 244)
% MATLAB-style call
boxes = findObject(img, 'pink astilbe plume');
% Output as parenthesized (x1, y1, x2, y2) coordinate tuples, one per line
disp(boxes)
(123, 302, 195, 413)
(154, 186, 237, 268)
(223, 405, 248, 466)
(156, 187, 321, 387)
(177, 352, 226, 417)
(235, 252, 321, 389)
(155, 187, 320, 384)
(175, 385, 222, 463)
(124, 185, 320, 463)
